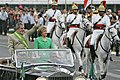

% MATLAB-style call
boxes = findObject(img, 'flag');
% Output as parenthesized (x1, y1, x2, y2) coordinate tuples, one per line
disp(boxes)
(20, 63, 25, 80)
(84, 0, 91, 10)
(50, 0, 58, 4)
(100, 0, 106, 8)
(55, 0, 58, 3)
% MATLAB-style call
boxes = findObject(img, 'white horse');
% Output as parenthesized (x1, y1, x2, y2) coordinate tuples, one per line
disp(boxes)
(52, 20, 65, 48)
(60, 18, 92, 74)
(84, 26, 120, 79)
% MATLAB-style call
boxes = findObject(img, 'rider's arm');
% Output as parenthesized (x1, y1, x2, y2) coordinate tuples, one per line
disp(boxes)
(57, 10, 63, 22)
(66, 14, 71, 24)
(105, 15, 111, 27)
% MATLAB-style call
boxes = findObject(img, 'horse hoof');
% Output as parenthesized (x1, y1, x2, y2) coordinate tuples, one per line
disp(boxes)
(101, 75, 105, 79)
(75, 70, 85, 78)
(89, 75, 97, 80)
(110, 57, 113, 61)
(85, 73, 88, 78)
(79, 66, 83, 72)
(101, 73, 106, 79)
(99, 77, 102, 80)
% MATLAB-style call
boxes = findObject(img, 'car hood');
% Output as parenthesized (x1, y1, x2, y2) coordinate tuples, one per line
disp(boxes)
(26, 66, 74, 77)
(27, 70, 72, 78)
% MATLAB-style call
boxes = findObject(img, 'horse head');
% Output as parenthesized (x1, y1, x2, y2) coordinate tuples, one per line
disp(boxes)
(81, 18, 92, 31)
(57, 15, 66, 30)
(52, 16, 65, 48)
(107, 26, 120, 42)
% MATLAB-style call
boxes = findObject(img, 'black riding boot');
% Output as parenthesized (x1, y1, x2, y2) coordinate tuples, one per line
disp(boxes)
(90, 45, 96, 63)
(67, 38, 75, 53)
(67, 38, 71, 48)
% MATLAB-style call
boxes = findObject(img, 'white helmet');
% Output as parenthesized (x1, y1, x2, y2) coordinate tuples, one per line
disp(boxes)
(72, 2, 78, 10)
(98, 4, 105, 12)
(52, 0, 58, 5)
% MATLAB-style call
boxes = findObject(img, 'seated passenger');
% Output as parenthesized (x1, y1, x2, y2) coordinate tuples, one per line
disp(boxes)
(8, 22, 38, 65)
(34, 26, 54, 49)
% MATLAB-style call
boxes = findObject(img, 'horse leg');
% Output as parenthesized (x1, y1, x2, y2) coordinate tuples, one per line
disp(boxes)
(83, 48, 92, 78)
(54, 44, 58, 49)
(82, 48, 89, 64)
(75, 51, 84, 73)
(93, 58, 99, 79)
(99, 53, 110, 80)
(93, 58, 99, 80)
(102, 54, 110, 78)
(98, 55, 106, 79)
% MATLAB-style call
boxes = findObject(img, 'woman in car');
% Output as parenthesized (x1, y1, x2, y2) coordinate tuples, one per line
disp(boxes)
(34, 26, 54, 49)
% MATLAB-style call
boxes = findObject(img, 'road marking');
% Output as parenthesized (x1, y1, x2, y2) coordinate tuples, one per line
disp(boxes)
(0, 42, 7, 45)
(107, 72, 120, 78)
(113, 60, 120, 62)
(0, 44, 7, 48)
(111, 52, 120, 55)
(114, 69, 120, 72)
(111, 52, 116, 54)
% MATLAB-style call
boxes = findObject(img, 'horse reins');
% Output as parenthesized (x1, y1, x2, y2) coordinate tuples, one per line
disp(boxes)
(55, 20, 65, 39)
(75, 31, 85, 56)
(100, 27, 117, 63)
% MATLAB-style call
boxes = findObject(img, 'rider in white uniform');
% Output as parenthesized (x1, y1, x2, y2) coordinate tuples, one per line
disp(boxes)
(90, 4, 111, 62)
(44, 0, 62, 37)
(66, 2, 83, 49)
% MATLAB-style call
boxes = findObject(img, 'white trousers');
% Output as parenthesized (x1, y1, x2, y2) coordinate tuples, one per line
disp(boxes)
(46, 22, 55, 33)
(67, 28, 79, 38)
(90, 30, 104, 46)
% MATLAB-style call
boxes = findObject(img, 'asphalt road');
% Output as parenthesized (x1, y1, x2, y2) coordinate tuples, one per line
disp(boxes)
(0, 35, 10, 57)
(0, 35, 120, 80)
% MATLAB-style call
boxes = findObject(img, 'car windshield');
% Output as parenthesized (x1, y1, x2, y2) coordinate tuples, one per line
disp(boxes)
(15, 49, 74, 68)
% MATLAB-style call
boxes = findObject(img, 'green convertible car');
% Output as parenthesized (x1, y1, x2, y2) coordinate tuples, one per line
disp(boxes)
(0, 49, 85, 80)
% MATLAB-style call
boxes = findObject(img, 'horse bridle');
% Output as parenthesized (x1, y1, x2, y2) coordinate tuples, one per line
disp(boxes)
(58, 20, 65, 30)
(75, 29, 86, 55)
(99, 27, 116, 63)
(55, 20, 65, 38)
(108, 27, 118, 40)
(81, 18, 90, 31)
(99, 27, 117, 53)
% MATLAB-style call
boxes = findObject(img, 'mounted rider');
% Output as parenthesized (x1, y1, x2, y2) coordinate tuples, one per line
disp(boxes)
(90, 4, 111, 62)
(66, 2, 83, 50)
(44, 0, 63, 37)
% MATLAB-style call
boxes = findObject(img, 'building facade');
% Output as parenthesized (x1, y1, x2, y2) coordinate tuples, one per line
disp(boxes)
(0, 0, 120, 11)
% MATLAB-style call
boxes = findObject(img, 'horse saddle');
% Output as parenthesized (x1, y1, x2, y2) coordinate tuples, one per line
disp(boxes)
(85, 34, 103, 49)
